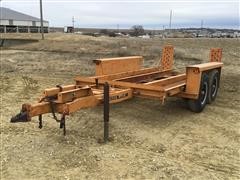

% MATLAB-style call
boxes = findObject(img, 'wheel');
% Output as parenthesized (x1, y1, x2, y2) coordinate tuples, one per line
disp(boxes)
(207, 69, 220, 104)
(188, 73, 209, 113)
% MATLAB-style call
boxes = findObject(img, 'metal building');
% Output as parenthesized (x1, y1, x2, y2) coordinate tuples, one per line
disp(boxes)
(0, 7, 49, 33)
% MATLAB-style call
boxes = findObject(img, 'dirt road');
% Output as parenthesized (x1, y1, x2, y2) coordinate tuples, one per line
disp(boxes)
(1, 34, 240, 179)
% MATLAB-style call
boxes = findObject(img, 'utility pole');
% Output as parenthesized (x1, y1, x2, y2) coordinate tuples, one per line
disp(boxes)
(200, 19, 204, 36)
(72, 16, 75, 33)
(152, 27, 155, 36)
(169, 10, 173, 30)
(117, 24, 119, 33)
(72, 16, 75, 27)
(201, 19, 204, 29)
(40, 0, 44, 40)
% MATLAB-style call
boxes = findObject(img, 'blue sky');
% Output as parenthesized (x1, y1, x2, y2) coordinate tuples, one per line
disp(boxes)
(1, 0, 239, 29)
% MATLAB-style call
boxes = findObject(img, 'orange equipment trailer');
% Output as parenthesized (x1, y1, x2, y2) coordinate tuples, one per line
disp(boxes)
(11, 45, 223, 141)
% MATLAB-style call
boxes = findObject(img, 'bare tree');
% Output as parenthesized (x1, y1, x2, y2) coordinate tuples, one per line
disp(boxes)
(131, 25, 145, 36)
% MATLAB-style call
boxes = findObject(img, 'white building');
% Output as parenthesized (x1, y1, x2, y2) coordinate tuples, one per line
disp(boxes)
(0, 7, 49, 33)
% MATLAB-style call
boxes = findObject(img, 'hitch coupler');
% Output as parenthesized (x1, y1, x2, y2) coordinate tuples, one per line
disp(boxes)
(10, 104, 31, 123)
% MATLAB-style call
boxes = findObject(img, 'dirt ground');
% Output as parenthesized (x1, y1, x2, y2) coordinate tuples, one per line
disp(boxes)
(1, 33, 240, 179)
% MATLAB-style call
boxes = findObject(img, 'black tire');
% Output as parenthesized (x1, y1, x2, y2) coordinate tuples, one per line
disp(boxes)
(207, 70, 220, 104)
(188, 73, 209, 113)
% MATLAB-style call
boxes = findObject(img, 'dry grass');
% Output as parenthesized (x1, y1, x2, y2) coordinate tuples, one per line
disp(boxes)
(1, 33, 240, 179)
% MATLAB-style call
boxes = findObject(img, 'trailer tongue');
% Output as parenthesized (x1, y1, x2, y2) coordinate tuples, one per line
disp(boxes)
(11, 45, 223, 140)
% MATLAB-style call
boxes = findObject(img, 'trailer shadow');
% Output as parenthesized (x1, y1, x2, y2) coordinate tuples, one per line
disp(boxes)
(109, 97, 191, 127)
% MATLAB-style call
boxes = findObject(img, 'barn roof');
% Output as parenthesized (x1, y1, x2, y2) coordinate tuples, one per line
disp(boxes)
(0, 7, 48, 22)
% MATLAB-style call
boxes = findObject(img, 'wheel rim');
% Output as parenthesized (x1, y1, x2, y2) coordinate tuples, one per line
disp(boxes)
(200, 81, 208, 105)
(211, 76, 218, 97)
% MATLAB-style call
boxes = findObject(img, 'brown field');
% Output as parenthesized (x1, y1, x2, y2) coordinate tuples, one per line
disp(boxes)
(1, 33, 240, 179)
